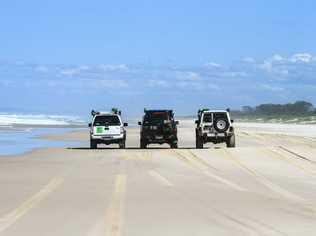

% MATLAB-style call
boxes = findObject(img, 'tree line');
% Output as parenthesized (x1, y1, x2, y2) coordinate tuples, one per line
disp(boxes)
(232, 101, 315, 117)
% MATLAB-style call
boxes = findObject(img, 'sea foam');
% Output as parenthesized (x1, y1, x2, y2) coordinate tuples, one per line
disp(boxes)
(0, 113, 84, 126)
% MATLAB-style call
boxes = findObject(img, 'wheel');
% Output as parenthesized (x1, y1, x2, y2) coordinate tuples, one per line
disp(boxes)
(140, 139, 147, 149)
(90, 139, 97, 149)
(214, 118, 229, 133)
(170, 142, 178, 149)
(196, 136, 203, 149)
(119, 141, 126, 149)
(226, 134, 236, 148)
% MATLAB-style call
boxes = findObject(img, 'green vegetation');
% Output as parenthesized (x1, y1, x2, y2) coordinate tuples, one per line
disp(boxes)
(232, 101, 316, 124)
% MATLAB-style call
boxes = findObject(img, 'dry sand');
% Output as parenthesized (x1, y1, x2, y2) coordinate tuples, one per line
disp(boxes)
(0, 121, 316, 235)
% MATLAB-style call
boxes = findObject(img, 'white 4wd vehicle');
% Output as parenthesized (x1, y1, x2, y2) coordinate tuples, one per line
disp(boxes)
(195, 109, 235, 148)
(88, 109, 128, 149)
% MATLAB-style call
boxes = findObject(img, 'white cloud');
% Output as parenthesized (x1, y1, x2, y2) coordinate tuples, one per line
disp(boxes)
(259, 62, 290, 77)
(259, 55, 285, 73)
(242, 57, 256, 63)
(60, 68, 81, 76)
(271, 54, 284, 62)
(90, 79, 128, 88)
(222, 71, 248, 78)
(259, 61, 273, 72)
(34, 66, 49, 73)
(78, 65, 90, 71)
(148, 79, 169, 87)
(59, 64, 129, 77)
(175, 71, 200, 81)
(177, 81, 203, 90)
(290, 53, 313, 63)
(261, 84, 285, 92)
(99, 64, 129, 72)
(204, 62, 222, 68)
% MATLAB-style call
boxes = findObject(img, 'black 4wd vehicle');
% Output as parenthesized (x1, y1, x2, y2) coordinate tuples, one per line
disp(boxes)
(195, 109, 235, 148)
(138, 109, 179, 149)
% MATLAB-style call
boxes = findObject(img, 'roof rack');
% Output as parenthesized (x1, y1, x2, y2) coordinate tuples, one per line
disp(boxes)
(198, 108, 210, 114)
(91, 108, 122, 116)
(111, 108, 122, 115)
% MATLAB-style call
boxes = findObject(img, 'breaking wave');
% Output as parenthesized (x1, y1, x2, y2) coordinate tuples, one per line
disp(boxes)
(0, 113, 85, 126)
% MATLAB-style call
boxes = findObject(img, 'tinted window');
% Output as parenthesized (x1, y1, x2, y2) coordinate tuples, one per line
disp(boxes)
(93, 115, 121, 126)
(213, 113, 228, 120)
(144, 112, 170, 123)
(203, 113, 212, 122)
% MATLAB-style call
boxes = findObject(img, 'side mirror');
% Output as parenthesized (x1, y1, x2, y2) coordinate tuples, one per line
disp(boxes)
(88, 123, 92, 127)
(138, 121, 142, 125)
(231, 119, 234, 123)
(195, 120, 198, 124)
(175, 121, 179, 125)
(123, 123, 128, 127)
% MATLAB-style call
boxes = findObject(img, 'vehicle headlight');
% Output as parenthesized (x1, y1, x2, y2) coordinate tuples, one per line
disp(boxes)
(120, 127, 124, 133)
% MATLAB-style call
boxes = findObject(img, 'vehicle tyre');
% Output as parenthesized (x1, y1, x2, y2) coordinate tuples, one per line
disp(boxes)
(119, 140, 126, 149)
(170, 142, 178, 149)
(214, 118, 229, 133)
(196, 136, 203, 149)
(140, 139, 147, 149)
(226, 134, 236, 148)
(90, 139, 97, 149)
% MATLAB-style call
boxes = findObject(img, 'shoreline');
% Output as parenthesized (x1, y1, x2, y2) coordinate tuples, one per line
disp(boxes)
(0, 127, 84, 157)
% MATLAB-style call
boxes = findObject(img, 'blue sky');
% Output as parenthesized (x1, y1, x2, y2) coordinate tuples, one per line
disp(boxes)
(1, 1, 316, 116)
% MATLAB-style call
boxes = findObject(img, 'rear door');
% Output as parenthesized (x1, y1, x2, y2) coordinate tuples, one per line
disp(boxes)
(93, 115, 121, 136)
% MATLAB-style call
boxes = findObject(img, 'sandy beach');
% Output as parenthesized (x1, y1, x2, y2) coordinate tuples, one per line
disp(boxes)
(0, 121, 316, 235)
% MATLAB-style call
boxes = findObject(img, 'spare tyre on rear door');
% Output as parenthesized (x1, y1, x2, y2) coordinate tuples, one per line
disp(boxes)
(195, 109, 236, 148)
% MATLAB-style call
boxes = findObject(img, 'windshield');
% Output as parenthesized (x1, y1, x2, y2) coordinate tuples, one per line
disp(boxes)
(203, 113, 212, 123)
(93, 115, 121, 126)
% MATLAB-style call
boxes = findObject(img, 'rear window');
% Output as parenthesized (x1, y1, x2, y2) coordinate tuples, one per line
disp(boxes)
(213, 113, 228, 120)
(144, 112, 169, 121)
(203, 113, 212, 123)
(93, 115, 121, 126)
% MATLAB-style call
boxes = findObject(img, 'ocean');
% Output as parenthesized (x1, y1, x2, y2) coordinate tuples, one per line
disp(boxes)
(0, 113, 85, 156)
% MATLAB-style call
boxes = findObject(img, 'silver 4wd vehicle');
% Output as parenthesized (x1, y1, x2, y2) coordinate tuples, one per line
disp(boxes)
(88, 109, 128, 149)
(195, 109, 235, 148)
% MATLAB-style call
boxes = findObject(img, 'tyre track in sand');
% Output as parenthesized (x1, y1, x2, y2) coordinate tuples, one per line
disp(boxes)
(217, 148, 315, 212)
(172, 149, 247, 192)
(138, 150, 285, 236)
(241, 132, 316, 174)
